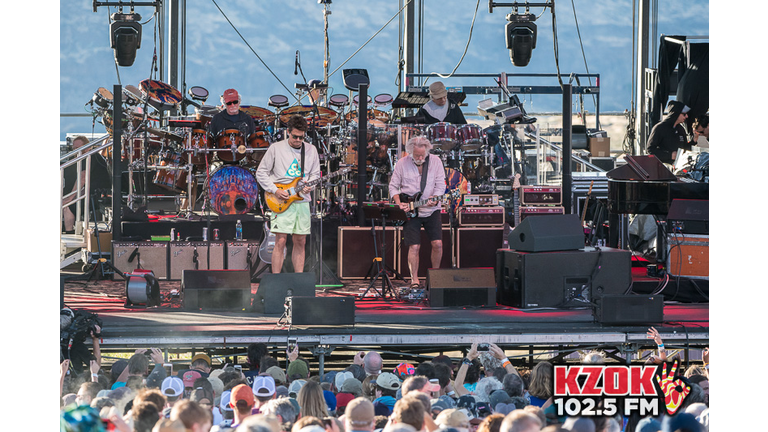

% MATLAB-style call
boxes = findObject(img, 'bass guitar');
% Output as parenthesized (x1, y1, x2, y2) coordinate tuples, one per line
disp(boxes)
(264, 167, 351, 214)
(398, 189, 461, 219)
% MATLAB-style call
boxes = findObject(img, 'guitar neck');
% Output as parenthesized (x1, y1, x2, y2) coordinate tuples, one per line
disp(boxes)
(294, 169, 347, 193)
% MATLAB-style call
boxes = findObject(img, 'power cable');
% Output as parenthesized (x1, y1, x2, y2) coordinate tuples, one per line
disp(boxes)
(432, 0, 482, 80)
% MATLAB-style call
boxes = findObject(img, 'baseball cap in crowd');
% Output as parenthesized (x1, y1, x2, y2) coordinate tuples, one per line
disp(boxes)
(393, 363, 415, 379)
(423, 379, 441, 393)
(346, 397, 375, 429)
(456, 395, 477, 417)
(487, 390, 511, 411)
(161, 377, 184, 398)
(191, 353, 212, 367)
(253, 375, 276, 397)
(219, 390, 233, 413)
(146, 369, 166, 389)
(341, 378, 363, 396)
(182, 370, 203, 388)
(323, 390, 337, 411)
(275, 385, 289, 398)
(266, 366, 287, 386)
(287, 360, 309, 379)
(110, 360, 128, 381)
(222, 89, 239, 104)
(375, 372, 401, 391)
(191, 386, 215, 405)
(322, 371, 338, 386)
(431, 398, 452, 415)
(230, 384, 255, 409)
(335, 392, 355, 409)
(436, 409, 470, 431)
(335, 371, 354, 391)
(288, 379, 307, 398)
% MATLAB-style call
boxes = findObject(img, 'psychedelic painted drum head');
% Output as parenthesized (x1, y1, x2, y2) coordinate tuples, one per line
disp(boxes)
(207, 165, 259, 215)
(140, 79, 182, 111)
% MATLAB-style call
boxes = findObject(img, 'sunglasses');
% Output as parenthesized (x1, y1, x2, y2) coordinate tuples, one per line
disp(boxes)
(225, 100, 239, 106)
(290, 133, 306, 140)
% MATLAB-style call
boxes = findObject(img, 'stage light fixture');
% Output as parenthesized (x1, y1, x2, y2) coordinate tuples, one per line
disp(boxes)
(505, 13, 537, 67)
(110, 12, 143, 67)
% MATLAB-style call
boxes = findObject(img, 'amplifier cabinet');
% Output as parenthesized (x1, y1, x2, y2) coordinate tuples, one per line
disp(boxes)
(427, 268, 496, 307)
(666, 234, 709, 279)
(456, 227, 505, 268)
(496, 247, 631, 308)
(458, 206, 505, 227)
(226, 241, 261, 271)
(519, 206, 565, 221)
(338, 226, 399, 279)
(397, 227, 453, 278)
(520, 186, 562, 205)
(112, 241, 168, 280)
(169, 242, 225, 280)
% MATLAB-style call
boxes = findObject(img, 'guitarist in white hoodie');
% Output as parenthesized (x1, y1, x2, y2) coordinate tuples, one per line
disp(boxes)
(389, 136, 447, 288)
(255, 115, 320, 273)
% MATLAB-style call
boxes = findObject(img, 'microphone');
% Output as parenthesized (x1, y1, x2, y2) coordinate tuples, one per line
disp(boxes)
(128, 248, 139, 263)
(294, 50, 299, 75)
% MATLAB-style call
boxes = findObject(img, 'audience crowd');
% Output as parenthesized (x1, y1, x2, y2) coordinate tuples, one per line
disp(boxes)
(60, 329, 709, 432)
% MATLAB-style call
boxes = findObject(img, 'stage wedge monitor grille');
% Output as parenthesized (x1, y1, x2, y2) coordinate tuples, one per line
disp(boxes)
(290, 297, 355, 326)
(254, 272, 316, 314)
(182, 270, 251, 311)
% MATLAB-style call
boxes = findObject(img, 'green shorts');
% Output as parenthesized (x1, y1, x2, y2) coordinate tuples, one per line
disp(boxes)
(270, 202, 311, 235)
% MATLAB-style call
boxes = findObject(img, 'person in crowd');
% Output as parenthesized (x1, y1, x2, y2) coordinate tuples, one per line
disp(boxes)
(298, 380, 329, 419)
(389, 394, 425, 431)
(244, 343, 270, 384)
(364, 351, 384, 376)
(170, 399, 213, 432)
(112, 349, 165, 390)
(228, 384, 256, 429)
(133, 400, 162, 432)
(389, 136, 447, 288)
(253, 376, 278, 414)
(690, 113, 709, 149)
(260, 397, 298, 431)
(526, 361, 554, 407)
(344, 397, 376, 432)
(255, 114, 320, 274)
(500, 410, 542, 432)
(414, 81, 467, 125)
(176, 353, 213, 379)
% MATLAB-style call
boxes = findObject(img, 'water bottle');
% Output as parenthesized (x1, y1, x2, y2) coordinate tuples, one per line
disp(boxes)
(235, 220, 243, 240)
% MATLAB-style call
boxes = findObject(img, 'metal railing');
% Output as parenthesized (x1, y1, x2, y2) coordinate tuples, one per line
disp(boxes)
(60, 135, 112, 237)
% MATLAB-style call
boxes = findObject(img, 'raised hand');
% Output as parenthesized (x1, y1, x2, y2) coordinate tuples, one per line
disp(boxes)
(655, 360, 690, 415)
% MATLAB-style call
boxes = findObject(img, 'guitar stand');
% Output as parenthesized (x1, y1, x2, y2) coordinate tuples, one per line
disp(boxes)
(359, 203, 406, 300)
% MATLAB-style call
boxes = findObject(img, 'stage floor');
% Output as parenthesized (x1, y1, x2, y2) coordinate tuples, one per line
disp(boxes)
(62, 268, 709, 363)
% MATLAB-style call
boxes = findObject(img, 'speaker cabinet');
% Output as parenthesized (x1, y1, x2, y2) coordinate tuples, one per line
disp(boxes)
(181, 270, 252, 311)
(112, 241, 168, 280)
(398, 227, 452, 278)
(169, 242, 225, 280)
(596, 295, 664, 324)
(427, 268, 496, 307)
(457, 227, 505, 268)
(253, 272, 316, 314)
(496, 248, 631, 308)
(226, 241, 261, 271)
(290, 296, 355, 326)
(338, 226, 399, 279)
(508, 214, 584, 252)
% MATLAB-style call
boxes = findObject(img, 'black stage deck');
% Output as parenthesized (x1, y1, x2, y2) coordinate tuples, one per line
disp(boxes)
(62, 267, 709, 364)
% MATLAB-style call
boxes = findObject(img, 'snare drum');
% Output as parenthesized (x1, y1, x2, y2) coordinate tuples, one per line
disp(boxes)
(427, 122, 457, 151)
(206, 165, 259, 215)
(456, 124, 484, 151)
(214, 129, 246, 162)
(153, 150, 189, 192)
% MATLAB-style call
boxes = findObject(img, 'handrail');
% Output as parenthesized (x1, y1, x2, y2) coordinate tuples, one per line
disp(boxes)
(524, 131, 605, 173)
(60, 135, 113, 237)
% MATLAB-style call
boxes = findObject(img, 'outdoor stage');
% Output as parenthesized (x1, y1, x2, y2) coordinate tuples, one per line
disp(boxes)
(62, 263, 709, 370)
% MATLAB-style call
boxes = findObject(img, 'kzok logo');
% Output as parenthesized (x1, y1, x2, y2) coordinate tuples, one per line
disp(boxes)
(553, 361, 690, 417)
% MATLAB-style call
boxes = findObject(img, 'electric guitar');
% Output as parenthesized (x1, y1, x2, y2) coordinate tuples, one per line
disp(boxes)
(398, 189, 461, 219)
(264, 168, 351, 214)
(257, 217, 286, 264)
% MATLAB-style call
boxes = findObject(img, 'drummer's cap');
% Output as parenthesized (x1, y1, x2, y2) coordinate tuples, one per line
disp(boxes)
(222, 89, 240, 103)
(429, 82, 448, 100)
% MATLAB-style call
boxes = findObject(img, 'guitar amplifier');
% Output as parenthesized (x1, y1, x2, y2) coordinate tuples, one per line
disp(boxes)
(520, 186, 562, 205)
(456, 227, 505, 268)
(458, 206, 504, 227)
(463, 194, 499, 206)
(226, 240, 261, 271)
(519, 206, 565, 221)
(397, 227, 453, 278)
(169, 242, 226, 280)
(112, 241, 168, 280)
(338, 226, 399, 279)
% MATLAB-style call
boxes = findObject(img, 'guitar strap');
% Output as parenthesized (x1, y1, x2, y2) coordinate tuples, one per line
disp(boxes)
(419, 154, 430, 194)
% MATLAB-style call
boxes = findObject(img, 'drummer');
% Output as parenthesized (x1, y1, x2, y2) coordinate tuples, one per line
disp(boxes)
(208, 88, 258, 141)
(414, 81, 467, 125)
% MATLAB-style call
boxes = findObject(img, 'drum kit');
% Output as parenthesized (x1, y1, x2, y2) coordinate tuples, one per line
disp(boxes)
(88, 80, 516, 216)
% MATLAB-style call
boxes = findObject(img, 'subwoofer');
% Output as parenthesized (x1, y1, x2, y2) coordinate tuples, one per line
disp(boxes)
(289, 296, 355, 326)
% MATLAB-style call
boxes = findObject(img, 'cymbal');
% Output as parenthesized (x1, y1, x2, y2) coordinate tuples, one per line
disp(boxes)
(280, 105, 338, 127)
(147, 127, 184, 142)
(240, 105, 276, 124)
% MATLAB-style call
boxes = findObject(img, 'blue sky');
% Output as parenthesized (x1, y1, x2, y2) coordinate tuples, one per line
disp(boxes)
(59, 0, 709, 139)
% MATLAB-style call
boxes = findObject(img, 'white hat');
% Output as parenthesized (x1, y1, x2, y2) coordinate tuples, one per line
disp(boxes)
(335, 371, 354, 391)
(161, 377, 184, 398)
(253, 375, 276, 397)
(220, 390, 233, 412)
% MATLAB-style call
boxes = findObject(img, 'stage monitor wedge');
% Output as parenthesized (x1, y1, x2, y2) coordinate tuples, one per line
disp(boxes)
(182, 269, 251, 311)
(254, 272, 316, 314)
